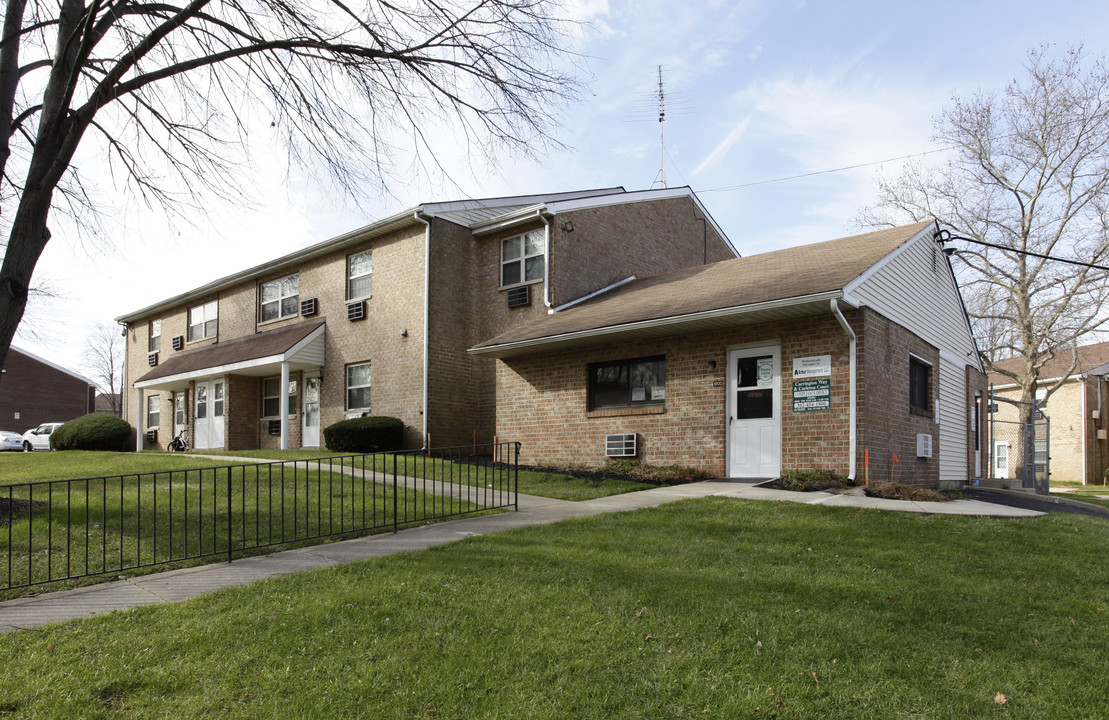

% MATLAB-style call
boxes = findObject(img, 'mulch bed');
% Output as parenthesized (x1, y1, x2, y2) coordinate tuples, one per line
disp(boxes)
(864, 482, 951, 502)
(0, 497, 47, 524)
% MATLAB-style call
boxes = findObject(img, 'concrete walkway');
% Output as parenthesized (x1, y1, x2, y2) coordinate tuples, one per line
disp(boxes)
(0, 480, 1041, 634)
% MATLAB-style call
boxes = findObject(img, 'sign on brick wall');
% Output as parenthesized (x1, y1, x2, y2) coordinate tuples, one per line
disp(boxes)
(793, 378, 831, 412)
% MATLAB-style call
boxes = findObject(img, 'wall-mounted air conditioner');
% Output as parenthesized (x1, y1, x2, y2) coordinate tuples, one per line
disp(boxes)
(916, 433, 933, 458)
(171, 335, 184, 351)
(147, 352, 158, 367)
(346, 300, 365, 321)
(507, 285, 531, 308)
(606, 433, 637, 458)
(301, 298, 318, 316)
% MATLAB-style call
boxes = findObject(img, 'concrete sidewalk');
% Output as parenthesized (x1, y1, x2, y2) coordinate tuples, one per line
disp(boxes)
(0, 480, 1041, 634)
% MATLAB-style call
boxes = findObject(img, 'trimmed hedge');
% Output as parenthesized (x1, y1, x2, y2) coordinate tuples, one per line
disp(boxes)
(50, 413, 135, 452)
(323, 416, 404, 453)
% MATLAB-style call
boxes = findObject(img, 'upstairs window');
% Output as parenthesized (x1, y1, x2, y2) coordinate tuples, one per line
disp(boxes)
(589, 356, 666, 410)
(261, 275, 299, 322)
(501, 230, 544, 287)
(909, 356, 931, 412)
(348, 250, 373, 300)
(188, 301, 217, 342)
(148, 320, 161, 352)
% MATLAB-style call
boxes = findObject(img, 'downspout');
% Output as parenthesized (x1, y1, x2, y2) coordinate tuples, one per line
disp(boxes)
(538, 210, 553, 312)
(415, 211, 431, 447)
(830, 299, 857, 481)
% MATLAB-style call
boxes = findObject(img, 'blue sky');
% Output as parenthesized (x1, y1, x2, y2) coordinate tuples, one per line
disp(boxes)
(15, 0, 1109, 379)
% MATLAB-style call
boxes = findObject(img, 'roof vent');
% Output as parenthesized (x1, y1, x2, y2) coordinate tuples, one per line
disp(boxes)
(606, 433, 637, 458)
(507, 285, 531, 308)
(147, 352, 158, 367)
(300, 298, 318, 316)
(171, 335, 184, 351)
(346, 300, 365, 322)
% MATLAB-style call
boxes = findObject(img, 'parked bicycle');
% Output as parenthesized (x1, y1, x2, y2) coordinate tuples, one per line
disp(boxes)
(168, 431, 189, 452)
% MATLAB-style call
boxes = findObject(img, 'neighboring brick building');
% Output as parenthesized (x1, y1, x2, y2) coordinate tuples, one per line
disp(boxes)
(472, 221, 987, 488)
(116, 187, 735, 451)
(989, 342, 1109, 485)
(0, 347, 97, 433)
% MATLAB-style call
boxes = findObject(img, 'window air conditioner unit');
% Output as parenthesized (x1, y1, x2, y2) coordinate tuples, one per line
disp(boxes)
(507, 285, 531, 308)
(300, 298, 318, 316)
(171, 335, 184, 351)
(145, 430, 157, 443)
(606, 433, 637, 458)
(147, 352, 158, 367)
(346, 300, 365, 321)
(916, 433, 933, 458)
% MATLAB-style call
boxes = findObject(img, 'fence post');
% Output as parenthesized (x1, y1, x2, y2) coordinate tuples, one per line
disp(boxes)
(514, 442, 520, 511)
(227, 466, 233, 563)
(393, 452, 399, 533)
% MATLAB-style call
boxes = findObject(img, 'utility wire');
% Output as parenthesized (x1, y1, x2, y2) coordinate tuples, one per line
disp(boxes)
(938, 230, 1109, 272)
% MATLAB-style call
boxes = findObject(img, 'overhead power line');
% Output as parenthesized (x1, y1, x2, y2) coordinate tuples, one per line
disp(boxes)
(936, 230, 1109, 272)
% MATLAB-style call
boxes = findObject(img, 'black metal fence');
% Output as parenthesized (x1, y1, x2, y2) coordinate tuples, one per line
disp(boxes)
(1, 442, 519, 591)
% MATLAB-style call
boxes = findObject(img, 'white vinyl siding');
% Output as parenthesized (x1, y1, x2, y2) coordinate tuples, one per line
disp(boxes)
(937, 355, 967, 487)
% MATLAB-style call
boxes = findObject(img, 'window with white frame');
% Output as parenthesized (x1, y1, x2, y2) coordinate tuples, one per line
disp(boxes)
(501, 230, 544, 287)
(347, 363, 371, 411)
(909, 355, 931, 413)
(188, 301, 218, 342)
(149, 320, 161, 352)
(147, 395, 161, 428)
(260, 275, 299, 322)
(261, 377, 297, 418)
(348, 250, 373, 299)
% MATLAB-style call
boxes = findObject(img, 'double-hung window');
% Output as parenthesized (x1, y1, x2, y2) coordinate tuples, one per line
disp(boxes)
(909, 356, 931, 412)
(588, 356, 666, 410)
(147, 395, 161, 428)
(347, 363, 372, 411)
(501, 230, 544, 287)
(261, 378, 297, 418)
(348, 250, 373, 299)
(149, 320, 161, 352)
(188, 301, 217, 342)
(260, 275, 299, 322)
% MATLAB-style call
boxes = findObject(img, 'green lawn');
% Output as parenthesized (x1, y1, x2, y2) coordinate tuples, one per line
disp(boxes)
(1, 452, 492, 595)
(1, 499, 1106, 718)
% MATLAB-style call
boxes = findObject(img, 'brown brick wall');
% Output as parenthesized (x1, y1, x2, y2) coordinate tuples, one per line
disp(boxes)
(0, 349, 96, 434)
(494, 308, 965, 487)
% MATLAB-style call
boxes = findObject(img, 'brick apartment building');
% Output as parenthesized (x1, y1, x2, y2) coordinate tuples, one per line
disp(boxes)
(0, 346, 97, 433)
(118, 189, 984, 487)
(117, 187, 735, 452)
(472, 221, 988, 488)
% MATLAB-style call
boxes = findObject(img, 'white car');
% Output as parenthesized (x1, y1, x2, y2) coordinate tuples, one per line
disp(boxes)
(1, 430, 22, 451)
(21, 422, 64, 452)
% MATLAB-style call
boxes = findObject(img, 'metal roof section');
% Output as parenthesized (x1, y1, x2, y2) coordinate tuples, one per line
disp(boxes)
(469, 223, 930, 358)
(7, 346, 97, 386)
(134, 320, 326, 391)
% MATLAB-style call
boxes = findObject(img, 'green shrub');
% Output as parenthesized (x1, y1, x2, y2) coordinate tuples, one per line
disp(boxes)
(50, 413, 134, 452)
(323, 416, 405, 453)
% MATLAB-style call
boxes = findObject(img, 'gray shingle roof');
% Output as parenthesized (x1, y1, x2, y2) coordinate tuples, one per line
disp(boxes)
(472, 221, 934, 353)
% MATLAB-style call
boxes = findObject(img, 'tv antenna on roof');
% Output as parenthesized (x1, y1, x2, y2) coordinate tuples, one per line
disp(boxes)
(626, 66, 694, 189)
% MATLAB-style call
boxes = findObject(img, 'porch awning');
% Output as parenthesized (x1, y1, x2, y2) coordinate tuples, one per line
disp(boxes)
(134, 320, 326, 391)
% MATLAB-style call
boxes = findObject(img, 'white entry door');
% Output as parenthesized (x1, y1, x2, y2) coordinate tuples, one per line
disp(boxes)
(302, 373, 321, 448)
(727, 345, 782, 478)
(193, 379, 226, 449)
(174, 392, 187, 442)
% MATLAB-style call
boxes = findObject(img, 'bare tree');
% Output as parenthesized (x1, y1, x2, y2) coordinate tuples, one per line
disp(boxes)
(860, 45, 1109, 416)
(82, 321, 123, 414)
(0, 0, 582, 371)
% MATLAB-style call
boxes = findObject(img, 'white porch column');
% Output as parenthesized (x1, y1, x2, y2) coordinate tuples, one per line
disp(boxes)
(136, 387, 144, 452)
(280, 361, 290, 450)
